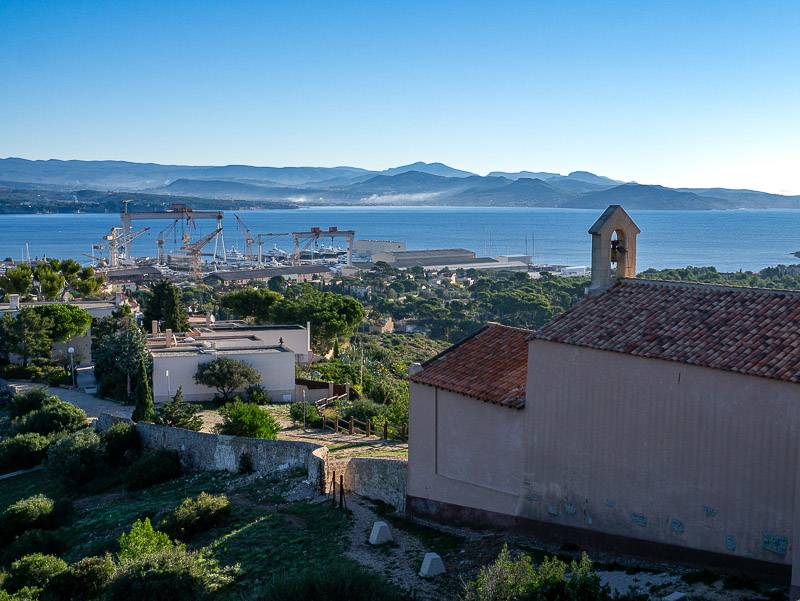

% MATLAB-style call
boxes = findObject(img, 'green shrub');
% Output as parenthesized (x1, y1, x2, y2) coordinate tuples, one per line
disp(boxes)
(5, 554, 67, 593)
(0, 495, 70, 544)
(245, 384, 271, 405)
(463, 546, 645, 601)
(251, 563, 410, 601)
(0, 433, 50, 474)
(214, 401, 279, 439)
(160, 493, 230, 540)
(105, 546, 237, 601)
(11, 401, 87, 437)
(117, 518, 173, 561)
(125, 449, 181, 491)
(7, 389, 57, 419)
(31, 367, 69, 388)
(2, 529, 68, 565)
(342, 398, 387, 423)
(155, 387, 203, 432)
(289, 402, 322, 428)
(46, 429, 104, 486)
(102, 422, 140, 466)
(42, 555, 116, 601)
(0, 585, 41, 601)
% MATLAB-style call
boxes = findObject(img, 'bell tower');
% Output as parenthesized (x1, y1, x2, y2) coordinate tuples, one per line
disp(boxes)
(588, 205, 640, 294)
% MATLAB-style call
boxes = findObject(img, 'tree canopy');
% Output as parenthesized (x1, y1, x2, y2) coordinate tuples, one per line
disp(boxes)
(143, 280, 188, 332)
(0, 264, 33, 297)
(26, 304, 92, 342)
(271, 285, 365, 351)
(220, 288, 281, 322)
(194, 357, 261, 402)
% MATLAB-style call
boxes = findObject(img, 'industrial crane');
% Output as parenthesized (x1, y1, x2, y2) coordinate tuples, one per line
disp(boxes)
(292, 226, 354, 266)
(102, 226, 151, 267)
(234, 214, 255, 260)
(256, 232, 290, 266)
(156, 220, 179, 265)
(182, 227, 223, 275)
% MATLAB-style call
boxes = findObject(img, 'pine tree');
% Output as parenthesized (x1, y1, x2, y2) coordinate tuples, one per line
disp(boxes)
(131, 356, 155, 423)
(143, 280, 188, 332)
(155, 386, 203, 431)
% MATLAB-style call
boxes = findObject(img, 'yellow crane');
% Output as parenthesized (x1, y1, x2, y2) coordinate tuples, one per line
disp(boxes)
(182, 227, 223, 275)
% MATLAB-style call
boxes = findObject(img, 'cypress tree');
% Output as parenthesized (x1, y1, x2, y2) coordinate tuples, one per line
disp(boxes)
(131, 357, 155, 423)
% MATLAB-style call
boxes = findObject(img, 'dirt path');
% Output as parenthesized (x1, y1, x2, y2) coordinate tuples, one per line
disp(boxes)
(346, 497, 448, 601)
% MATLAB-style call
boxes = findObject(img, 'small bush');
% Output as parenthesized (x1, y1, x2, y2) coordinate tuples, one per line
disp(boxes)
(214, 401, 279, 439)
(463, 546, 637, 601)
(2, 529, 68, 565)
(0, 433, 50, 474)
(118, 518, 173, 561)
(42, 555, 116, 601)
(5, 554, 67, 593)
(11, 401, 87, 437)
(32, 367, 69, 388)
(245, 384, 271, 405)
(105, 546, 237, 601)
(0, 495, 70, 544)
(160, 493, 230, 540)
(253, 563, 410, 601)
(289, 402, 322, 428)
(125, 449, 181, 491)
(7, 389, 57, 419)
(46, 429, 104, 486)
(0, 585, 41, 600)
(102, 422, 140, 466)
(155, 387, 203, 432)
(342, 398, 387, 423)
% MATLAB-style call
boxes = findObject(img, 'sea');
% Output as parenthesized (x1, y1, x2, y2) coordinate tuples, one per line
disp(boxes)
(1, 206, 799, 272)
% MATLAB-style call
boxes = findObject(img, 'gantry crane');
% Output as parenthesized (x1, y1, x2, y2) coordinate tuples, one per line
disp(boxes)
(182, 227, 223, 275)
(292, 226, 354, 266)
(102, 226, 151, 267)
(120, 202, 223, 258)
(156, 220, 180, 265)
(256, 232, 290, 266)
(234, 214, 256, 260)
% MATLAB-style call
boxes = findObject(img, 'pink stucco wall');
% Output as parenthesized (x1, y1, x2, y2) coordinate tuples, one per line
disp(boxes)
(408, 383, 524, 517)
(523, 340, 800, 576)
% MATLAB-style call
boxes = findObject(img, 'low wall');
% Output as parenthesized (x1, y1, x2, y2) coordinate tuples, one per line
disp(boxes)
(94, 413, 327, 490)
(342, 457, 408, 511)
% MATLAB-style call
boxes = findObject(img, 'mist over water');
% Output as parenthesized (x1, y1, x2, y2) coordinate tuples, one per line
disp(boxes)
(1, 206, 798, 272)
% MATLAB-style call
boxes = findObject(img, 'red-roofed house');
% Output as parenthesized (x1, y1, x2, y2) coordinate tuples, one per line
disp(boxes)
(407, 206, 800, 593)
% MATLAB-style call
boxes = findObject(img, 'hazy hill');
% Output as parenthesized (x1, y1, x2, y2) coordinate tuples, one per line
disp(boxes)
(382, 162, 475, 178)
(567, 183, 733, 210)
(2, 157, 800, 211)
(0, 158, 370, 189)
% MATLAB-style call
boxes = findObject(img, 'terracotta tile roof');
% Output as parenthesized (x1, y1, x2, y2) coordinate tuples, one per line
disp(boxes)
(409, 323, 531, 408)
(532, 279, 800, 383)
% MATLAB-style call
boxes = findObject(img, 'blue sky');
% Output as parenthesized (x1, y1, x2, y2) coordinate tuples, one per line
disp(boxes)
(1, 0, 798, 193)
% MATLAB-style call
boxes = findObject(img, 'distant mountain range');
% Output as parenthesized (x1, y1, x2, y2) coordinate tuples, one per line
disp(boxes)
(1, 157, 799, 212)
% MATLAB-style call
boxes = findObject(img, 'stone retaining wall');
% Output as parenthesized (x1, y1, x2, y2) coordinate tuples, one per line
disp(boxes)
(342, 457, 408, 511)
(94, 413, 327, 490)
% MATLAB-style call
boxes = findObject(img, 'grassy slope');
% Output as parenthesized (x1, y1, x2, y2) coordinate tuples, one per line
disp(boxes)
(0, 468, 364, 598)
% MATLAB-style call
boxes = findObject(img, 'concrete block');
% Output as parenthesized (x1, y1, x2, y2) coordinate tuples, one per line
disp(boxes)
(369, 521, 393, 545)
(419, 552, 445, 578)
(662, 593, 687, 601)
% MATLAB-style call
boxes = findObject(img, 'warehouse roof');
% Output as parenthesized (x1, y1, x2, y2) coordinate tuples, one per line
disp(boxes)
(532, 278, 800, 383)
(204, 265, 331, 281)
(410, 323, 531, 409)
